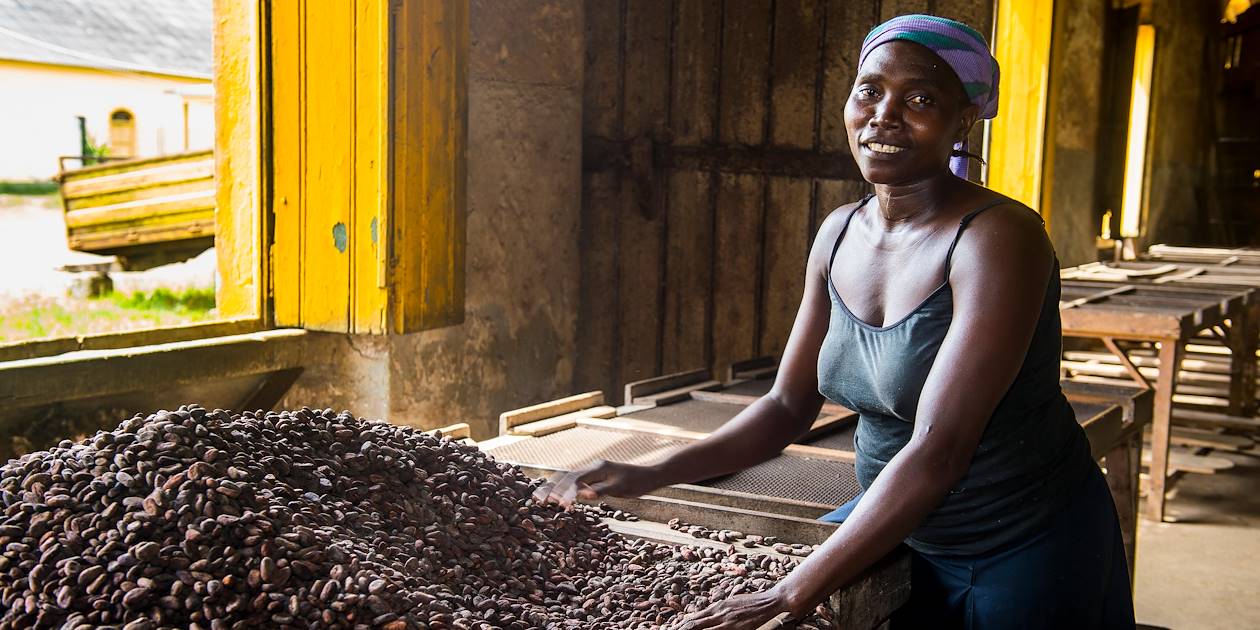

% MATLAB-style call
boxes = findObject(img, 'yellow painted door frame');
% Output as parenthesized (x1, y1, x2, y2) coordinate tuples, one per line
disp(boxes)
(1119, 24, 1156, 239)
(268, 0, 468, 334)
(986, 0, 1056, 224)
(215, 0, 267, 322)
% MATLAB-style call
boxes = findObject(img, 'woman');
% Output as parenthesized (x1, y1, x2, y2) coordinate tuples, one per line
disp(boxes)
(537, 14, 1135, 629)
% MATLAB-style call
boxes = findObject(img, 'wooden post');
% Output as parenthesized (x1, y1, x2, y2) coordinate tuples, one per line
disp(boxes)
(1146, 338, 1184, 522)
(1105, 431, 1141, 589)
(1227, 304, 1260, 417)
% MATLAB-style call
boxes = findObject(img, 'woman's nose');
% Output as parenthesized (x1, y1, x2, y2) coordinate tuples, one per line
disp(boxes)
(870, 98, 901, 129)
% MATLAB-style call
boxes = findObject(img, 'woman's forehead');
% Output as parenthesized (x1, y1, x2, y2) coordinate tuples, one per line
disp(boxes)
(857, 41, 951, 84)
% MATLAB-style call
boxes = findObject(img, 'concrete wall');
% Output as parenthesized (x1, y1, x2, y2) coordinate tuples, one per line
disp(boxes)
(0, 61, 212, 180)
(1141, 0, 1219, 249)
(1043, 0, 1108, 267)
(281, 0, 585, 439)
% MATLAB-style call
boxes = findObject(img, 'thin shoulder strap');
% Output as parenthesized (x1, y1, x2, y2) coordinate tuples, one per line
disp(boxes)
(942, 199, 1037, 280)
(827, 194, 875, 276)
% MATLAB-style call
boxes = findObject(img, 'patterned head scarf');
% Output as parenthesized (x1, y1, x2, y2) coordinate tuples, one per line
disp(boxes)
(859, 14, 1000, 179)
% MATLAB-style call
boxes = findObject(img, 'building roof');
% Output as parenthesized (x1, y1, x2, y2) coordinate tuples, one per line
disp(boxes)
(0, 0, 211, 79)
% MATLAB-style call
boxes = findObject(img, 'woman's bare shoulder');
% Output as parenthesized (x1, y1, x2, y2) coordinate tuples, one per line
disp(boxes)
(809, 197, 869, 267)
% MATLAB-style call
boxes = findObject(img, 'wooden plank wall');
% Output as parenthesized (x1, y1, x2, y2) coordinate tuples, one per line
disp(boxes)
(576, 0, 994, 402)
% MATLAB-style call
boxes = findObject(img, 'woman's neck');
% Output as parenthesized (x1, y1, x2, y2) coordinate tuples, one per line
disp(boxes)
(871, 172, 962, 230)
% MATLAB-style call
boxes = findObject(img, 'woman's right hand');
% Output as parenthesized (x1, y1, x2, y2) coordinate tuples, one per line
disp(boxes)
(531, 459, 664, 508)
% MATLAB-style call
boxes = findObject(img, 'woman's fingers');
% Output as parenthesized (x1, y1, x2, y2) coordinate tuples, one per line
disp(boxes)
(531, 460, 625, 506)
(529, 480, 555, 503)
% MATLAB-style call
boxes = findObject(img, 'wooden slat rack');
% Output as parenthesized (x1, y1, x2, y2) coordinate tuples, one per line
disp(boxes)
(482, 360, 1148, 588)
(1055, 271, 1254, 521)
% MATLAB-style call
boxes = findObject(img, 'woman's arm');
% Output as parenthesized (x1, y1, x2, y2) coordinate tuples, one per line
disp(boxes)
(534, 206, 851, 505)
(677, 205, 1054, 629)
(771, 205, 1054, 619)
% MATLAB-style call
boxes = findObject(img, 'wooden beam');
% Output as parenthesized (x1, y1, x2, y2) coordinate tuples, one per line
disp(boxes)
(623, 368, 712, 406)
(498, 391, 605, 435)
(0, 318, 265, 363)
(1102, 337, 1153, 390)
(0, 329, 312, 413)
(581, 136, 863, 181)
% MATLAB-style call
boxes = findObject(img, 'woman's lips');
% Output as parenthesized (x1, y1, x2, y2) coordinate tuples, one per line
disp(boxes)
(863, 141, 907, 154)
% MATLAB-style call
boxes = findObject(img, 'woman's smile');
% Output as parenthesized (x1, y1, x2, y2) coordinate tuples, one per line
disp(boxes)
(862, 141, 909, 156)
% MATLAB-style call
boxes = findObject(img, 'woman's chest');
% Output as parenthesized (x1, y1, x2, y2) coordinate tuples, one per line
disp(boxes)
(829, 234, 955, 329)
(817, 294, 953, 421)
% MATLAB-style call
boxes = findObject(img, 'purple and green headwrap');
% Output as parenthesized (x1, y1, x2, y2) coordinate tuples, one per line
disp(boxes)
(859, 14, 1000, 179)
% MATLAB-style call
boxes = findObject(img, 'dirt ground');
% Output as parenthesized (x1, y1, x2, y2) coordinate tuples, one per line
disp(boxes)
(0, 193, 217, 342)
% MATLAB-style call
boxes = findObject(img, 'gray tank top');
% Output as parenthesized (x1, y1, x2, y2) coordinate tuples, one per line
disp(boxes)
(817, 195, 1092, 557)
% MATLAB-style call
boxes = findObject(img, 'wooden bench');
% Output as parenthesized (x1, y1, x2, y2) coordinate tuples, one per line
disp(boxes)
(57, 150, 215, 271)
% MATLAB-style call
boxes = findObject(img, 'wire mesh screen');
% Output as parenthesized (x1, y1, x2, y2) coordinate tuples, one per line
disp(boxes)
(622, 401, 746, 433)
(484, 426, 862, 507)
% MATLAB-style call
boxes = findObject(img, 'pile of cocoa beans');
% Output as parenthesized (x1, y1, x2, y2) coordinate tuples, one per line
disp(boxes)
(0, 406, 835, 629)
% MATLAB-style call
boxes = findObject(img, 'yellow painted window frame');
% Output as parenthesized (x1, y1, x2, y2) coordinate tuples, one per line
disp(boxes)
(0, 0, 471, 362)
(986, 0, 1055, 221)
(0, 0, 268, 364)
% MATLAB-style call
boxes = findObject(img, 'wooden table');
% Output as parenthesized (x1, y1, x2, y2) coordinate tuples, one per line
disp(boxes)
(1144, 244, 1260, 266)
(1062, 260, 1260, 417)
(1056, 280, 1253, 521)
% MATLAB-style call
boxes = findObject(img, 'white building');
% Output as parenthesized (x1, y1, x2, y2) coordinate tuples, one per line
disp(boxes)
(0, 0, 213, 182)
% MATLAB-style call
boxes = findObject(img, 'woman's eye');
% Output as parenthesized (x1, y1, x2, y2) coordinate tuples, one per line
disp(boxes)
(856, 86, 878, 98)
(909, 95, 933, 105)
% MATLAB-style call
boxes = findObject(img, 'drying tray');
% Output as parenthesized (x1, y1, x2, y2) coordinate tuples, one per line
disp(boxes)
(484, 424, 863, 510)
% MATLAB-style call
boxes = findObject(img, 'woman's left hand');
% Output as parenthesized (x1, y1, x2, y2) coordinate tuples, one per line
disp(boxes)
(672, 588, 794, 630)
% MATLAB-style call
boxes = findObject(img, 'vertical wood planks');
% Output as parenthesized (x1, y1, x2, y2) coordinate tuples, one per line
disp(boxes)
(819, 0, 878, 154)
(617, 0, 670, 385)
(662, 0, 720, 375)
(711, 0, 772, 375)
(718, 0, 772, 147)
(351, 0, 389, 332)
(663, 170, 714, 374)
(760, 178, 812, 357)
(669, 0, 721, 146)
(761, 0, 823, 357)
(575, 0, 624, 399)
(712, 173, 763, 376)
(390, 0, 469, 332)
(881, 0, 932, 22)
(576, 1, 622, 397)
(769, 0, 822, 150)
(300, 1, 354, 330)
(815, 1, 877, 241)
(270, 0, 302, 326)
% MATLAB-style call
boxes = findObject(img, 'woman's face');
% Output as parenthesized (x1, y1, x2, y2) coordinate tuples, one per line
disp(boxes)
(844, 41, 977, 185)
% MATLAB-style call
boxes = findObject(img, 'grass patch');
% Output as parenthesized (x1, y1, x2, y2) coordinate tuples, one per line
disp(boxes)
(0, 180, 60, 195)
(107, 288, 216, 314)
(0, 288, 216, 343)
